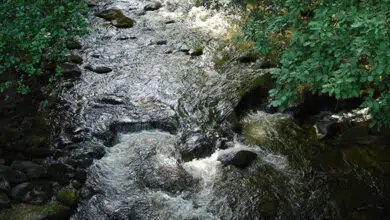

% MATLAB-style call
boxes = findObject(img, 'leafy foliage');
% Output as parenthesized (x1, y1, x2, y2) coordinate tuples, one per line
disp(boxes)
(242, 0, 390, 128)
(0, 0, 88, 95)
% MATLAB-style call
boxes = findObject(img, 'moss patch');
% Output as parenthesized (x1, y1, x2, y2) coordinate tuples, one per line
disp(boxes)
(57, 189, 79, 207)
(96, 9, 134, 28)
(68, 55, 83, 64)
(0, 202, 71, 220)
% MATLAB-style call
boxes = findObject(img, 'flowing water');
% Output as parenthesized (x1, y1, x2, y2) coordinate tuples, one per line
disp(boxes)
(50, 0, 390, 219)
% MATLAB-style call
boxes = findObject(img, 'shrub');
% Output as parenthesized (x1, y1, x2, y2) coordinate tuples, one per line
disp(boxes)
(0, 0, 88, 96)
(242, 0, 390, 128)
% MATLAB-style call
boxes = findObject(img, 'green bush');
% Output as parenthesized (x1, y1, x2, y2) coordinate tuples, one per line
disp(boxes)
(242, 0, 390, 128)
(0, 0, 88, 95)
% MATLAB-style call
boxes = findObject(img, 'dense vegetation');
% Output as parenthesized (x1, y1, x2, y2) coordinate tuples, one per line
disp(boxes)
(241, 0, 390, 128)
(0, 0, 88, 97)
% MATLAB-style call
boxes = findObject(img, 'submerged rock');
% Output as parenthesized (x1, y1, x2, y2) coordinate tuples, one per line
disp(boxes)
(84, 65, 112, 74)
(155, 39, 167, 45)
(144, 1, 162, 11)
(218, 150, 257, 169)
(96, 9, 134, 28)
(99, 96, 124, 105)
(93, 66, 112, 74)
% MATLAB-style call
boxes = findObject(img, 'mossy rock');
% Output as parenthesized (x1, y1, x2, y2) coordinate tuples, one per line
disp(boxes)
(241, 111, 317, 166)
(93, 66, 112, 74)
(236, 72, 274, 98)
(68, 55, 83, 64)
(0, 202, 72, 220)
(144, 2, 163, 11)
(189, 47, 203, 56)
(84, 65, 112, 74)
(242, 112, 301, 146)
(65, 39, 82, 50)
(56, 189, 79, 207)
(96, 9, 134, 28)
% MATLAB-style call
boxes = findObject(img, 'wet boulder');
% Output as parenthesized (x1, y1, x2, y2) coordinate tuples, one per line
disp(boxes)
(11, 161, 47, 180)
(144, 1, 162, 11)
(96, 9, 134, 28)
(65, 38, 82, 50)
(11, 180, 53, 204)
(180, 131, 217, 161)
(61, 63, 82, 78)
(84, 65, 112, 74)
(0, 165, 28, 185)
(68, 55, 83, 64)
(218, 150, 257, 169)
(93, 66, 112, 74)
(155, 39, 167, 45)
(99, 96, 124, 105)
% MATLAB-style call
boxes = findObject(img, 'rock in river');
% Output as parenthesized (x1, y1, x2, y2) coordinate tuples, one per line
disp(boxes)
(144, 1, 162, 11)
(96, 9, 134, 28)
(84, 65, 112, 74)
(218, 150, 257, 169)
(11, 161, 46, 180)
(65, 38, 82, 50)
(61, 63, 82, 78)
